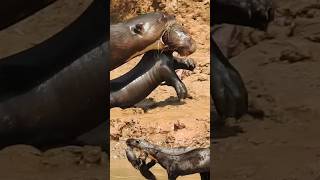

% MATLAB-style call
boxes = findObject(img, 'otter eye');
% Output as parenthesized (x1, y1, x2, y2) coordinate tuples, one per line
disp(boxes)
(133, 23, 144, 35)
(135, 140, 139, 144)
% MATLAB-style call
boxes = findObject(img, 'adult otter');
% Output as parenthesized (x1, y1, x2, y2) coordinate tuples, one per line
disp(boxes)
(111, 51, 195, 108)
(0, 0, 107, 148)
(76, 20, 197, 150)
(125, 139, 202, 179)
(110, 13, 196, 71)
(0, 0, 57, 30)
(0, 0, 105, 100)
(126, 138, 210, 180)
(110, 22, 197, 108)
(0, 41, 107, 148)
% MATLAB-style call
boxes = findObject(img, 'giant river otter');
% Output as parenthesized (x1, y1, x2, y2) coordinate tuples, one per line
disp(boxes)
(126, 138, 210, 180)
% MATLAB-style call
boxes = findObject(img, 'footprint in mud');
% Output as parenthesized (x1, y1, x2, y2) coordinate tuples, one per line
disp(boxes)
(261, 47, 312, 65)
(135, 96, 187, 111)
(279, 48, 311, 63)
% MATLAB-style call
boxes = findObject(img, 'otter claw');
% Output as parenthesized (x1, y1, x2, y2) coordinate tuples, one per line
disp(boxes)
(185, 58, 196, 70)
(175, 81, 188, 99)
(173, 57, 196, 71)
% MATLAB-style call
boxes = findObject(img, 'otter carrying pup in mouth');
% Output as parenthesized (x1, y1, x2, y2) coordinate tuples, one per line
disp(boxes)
(125, 138, 210, 180)
(110, 12, 197, 107)
(110, 12, 196, 71)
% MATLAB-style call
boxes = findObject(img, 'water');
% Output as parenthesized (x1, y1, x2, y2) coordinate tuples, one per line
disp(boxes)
(110, 159, 201, 180)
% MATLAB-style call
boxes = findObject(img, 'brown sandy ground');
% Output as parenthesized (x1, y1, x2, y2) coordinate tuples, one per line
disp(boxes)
(109, 0, 210, 179)
(213, 0, 320, 179)
(110, 0, 210, 159)
(0, 0, 209, 179)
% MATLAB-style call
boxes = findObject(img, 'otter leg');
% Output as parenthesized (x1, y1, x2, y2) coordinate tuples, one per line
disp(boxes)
(211, 38, 248, 120)
(200, 172, 210, 180)
(137, 152, 157, 179)
(146, 159, 157, 169)
(172, 57, 196, 71)
(126, 147, 157, 179)
(161, 64, 188, 99)
(139, 160, 157, 180)
(167, 172, 177, 180)
(161, 55, 195, 84)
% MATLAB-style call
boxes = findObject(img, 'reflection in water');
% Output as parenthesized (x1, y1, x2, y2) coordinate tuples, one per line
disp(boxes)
(111, 159, 201, 180)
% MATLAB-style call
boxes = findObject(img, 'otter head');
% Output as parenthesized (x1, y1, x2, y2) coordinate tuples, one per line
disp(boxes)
(110, 12, 178, 70)
(110, 12, 197, 70)
(162, 23, 197, 56)
(126, 138, 153, 149)
(127, 13, 197, 56)
(124, 12, 177, 58)
(126, 139, 161, 162)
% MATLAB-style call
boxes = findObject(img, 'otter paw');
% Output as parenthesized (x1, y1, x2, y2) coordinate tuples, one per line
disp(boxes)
(173, 57, 196, 71)
(174, 81, 188, 99)
(183, 58, 196, 71)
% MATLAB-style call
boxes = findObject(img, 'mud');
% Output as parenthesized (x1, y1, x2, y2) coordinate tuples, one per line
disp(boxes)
(3, 0, 319, 179)
(213, 0, 320, 179)
(110, 0, 210, 179)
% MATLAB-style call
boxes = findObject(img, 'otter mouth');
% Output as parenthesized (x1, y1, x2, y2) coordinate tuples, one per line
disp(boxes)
(127, 146, 158, 162)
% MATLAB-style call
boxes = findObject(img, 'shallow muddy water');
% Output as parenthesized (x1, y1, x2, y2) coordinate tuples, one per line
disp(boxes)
(110, 159, 201, 180)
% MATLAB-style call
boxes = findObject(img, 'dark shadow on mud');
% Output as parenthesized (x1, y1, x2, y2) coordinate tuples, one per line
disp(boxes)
(213, 124, 245, 139)
(135, 96, 187, 111)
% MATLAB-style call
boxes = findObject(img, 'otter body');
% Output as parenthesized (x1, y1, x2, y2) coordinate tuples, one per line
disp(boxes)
(126, 139, 210, 180)
(0, 0, 107, 148)
(0, 0, 105, 100)
(110, 51, 195, 108)
(0, 41, 107, 148)
(110, 17, 197, 108)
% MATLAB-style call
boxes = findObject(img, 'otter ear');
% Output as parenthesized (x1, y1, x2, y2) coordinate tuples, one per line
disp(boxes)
(132, 23, 144, 35)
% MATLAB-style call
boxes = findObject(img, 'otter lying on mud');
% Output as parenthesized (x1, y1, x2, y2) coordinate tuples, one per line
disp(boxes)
(126, 138, 210, 180)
